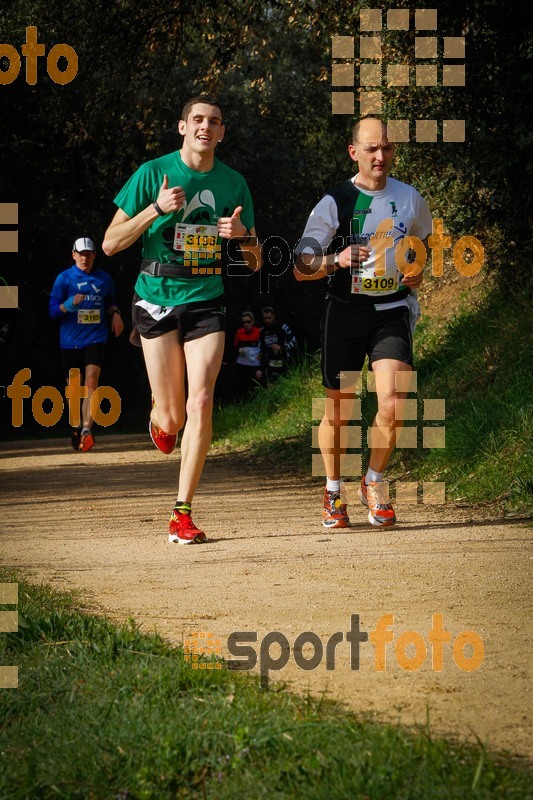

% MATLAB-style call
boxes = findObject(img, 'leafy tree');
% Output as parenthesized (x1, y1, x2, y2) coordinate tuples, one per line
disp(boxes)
(0, 0, 529, 434)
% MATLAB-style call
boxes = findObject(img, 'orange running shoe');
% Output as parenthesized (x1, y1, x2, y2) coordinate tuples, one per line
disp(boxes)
(149, 419, 177, 455)
(358, 477, 396, 527)
(79, 431, 95, 452)
(322, 488, 350, 528)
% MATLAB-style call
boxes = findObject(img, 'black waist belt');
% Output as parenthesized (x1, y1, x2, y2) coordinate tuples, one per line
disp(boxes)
(140, 259, 223, 278)
(326, 286, 411, 306)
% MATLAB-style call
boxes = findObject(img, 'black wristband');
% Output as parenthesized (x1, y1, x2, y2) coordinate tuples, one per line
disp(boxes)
(112, 309, 122, 316)
(153, 201, 165, 217)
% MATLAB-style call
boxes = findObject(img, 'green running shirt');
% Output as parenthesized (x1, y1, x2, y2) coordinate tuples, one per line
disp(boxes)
(113, 151, 255, 306)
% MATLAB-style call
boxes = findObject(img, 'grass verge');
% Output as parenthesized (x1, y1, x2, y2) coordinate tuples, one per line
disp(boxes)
(212, 281, 532, 514)
(391, 281, 532, 512)
(212, 355, 320, 471)
(1, 572, 531, 799)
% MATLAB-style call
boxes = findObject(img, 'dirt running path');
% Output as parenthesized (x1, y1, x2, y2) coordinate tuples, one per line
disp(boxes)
(1, 435, 531, 758)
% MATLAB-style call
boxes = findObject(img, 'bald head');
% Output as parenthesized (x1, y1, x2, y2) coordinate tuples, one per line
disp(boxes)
(352, 116, 389, 146)
(349, 116, 395, 190)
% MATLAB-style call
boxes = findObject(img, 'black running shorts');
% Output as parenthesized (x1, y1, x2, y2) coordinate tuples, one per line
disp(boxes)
(132, 293, 226, 344)
(61, 343, 106, 378)
(321, 298, 412, 390)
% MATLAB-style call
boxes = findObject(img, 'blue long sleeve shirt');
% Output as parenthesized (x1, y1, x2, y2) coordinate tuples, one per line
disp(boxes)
(49, 265, 116, 349)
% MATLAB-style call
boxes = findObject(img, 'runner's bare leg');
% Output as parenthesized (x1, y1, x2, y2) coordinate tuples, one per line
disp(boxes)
(141, 330, 186, 434)
(318, 388, 356, 480)
(82, 364, 102, 430)
(178, 331, 225, 501)
(368, 358, 411, 472)
(141, 329, 225, 500)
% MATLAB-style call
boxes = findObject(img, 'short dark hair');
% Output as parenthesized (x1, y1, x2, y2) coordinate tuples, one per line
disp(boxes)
(262, 306, 275, 316)
(181, 95, 223, 123)
(351, 115, 387, 144)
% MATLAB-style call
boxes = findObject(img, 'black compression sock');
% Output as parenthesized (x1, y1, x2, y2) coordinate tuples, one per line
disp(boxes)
(174, 501, 191, 514)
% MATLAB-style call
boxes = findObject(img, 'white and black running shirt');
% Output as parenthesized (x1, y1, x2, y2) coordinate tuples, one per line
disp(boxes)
(296, 176, 432, 305)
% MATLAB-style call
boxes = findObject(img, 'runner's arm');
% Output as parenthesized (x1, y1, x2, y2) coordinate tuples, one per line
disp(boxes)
(102, 206, 159, 256)
(218, 206, 261, 273)
(103, 175, 186, 256)
(49, 275, 84, 316)
(105, 281, 124, 336)
(294, 195, 347, 281)
(294, 244, 371, 282)
(399, 236, 429, 289)
(237, 227, 261, 273)
(49, 274, 67, 318)
(294, 251, 337, 281)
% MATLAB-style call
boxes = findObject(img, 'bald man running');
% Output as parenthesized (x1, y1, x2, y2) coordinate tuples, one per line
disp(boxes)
(294, 116, 432, 529)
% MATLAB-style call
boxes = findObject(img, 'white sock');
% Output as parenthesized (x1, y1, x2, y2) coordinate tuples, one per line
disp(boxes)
(326, 478, 341, 493)
(81, 427, 91, 435)
(365, 469, 383, 484)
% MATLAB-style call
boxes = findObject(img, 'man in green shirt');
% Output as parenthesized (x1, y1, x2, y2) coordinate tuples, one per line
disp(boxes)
(103, 96, 259, 544)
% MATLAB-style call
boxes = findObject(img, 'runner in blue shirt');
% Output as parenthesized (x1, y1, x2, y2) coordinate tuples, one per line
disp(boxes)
(49, 237, 124, 451)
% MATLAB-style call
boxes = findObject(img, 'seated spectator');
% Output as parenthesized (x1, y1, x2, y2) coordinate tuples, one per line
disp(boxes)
(258, 306, 297, 386)
(234, 311, 262, 395)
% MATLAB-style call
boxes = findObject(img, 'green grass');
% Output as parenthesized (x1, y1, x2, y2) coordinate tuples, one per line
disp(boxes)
(212, 282, 532, 514)
(392, 282, 532, 511)
(212, 356, 321, 470)
(1, 573, 531, 799)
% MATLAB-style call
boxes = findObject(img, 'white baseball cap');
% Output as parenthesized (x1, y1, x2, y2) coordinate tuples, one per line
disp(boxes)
(73, 237, 96, 252)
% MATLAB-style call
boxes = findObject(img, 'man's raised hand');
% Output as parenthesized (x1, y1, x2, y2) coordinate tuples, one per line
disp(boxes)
(156, 174, 186, 214)
(217, 205, 248, 239)
(337, 244, 371, 268)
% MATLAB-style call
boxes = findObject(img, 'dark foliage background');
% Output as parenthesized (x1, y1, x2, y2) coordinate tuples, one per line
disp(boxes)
(0, 0, 530, 434)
